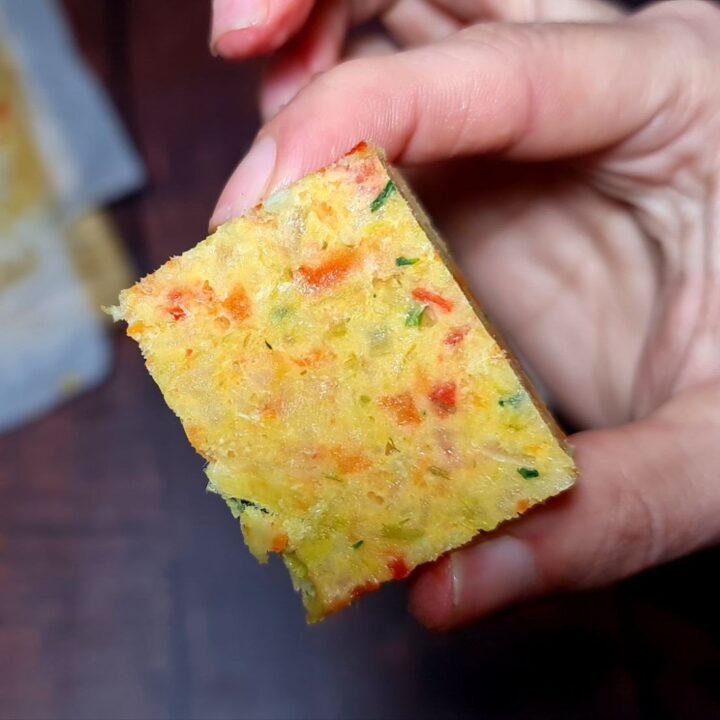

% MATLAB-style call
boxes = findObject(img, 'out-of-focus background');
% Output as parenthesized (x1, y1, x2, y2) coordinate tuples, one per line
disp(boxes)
(2, 1, 720, 719)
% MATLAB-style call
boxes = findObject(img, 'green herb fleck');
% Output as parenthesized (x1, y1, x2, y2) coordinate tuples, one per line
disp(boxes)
(264, 340, 273, 350)
(352, 540, 364, 550)
(428, 466, 451, 479)
(517, 467, 539, 479)
(499, 390, 525, 407)
(271, 306, 292, 321)
(405, 304, 426, 328)
(324, 473, 343, 482)
(395, 256, 419, 267)
(370, 180, 396, 213)
(359, 394, 371, 404)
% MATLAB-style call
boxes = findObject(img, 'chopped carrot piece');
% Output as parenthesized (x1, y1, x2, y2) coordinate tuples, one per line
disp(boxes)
(165, 283, 215, 320)
(412, 287, 454, 312)
(444, 325, 470, 346)
(348, 140, 368, 154)
(296, 250, 357, 291)
(379, 392, 422, 425)
(168, 306, 186, 320)
(429, 382, 457, 416)
(333, 449, 372, 474)
(351, 580, 380, 599)
(271, 533, 289, 553)
(291, 348, 336, 367)
(388, 556, 410, 580)
(222, 285, 251, 322)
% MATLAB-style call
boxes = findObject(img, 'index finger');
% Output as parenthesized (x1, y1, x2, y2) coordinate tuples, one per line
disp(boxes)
(211, 0, 316, 57)
(211, 5, 705, 226)
(210, 0, 395, 58)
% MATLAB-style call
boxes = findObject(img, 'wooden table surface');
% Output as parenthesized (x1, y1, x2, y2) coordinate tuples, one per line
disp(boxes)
(2, 1, 720, 718)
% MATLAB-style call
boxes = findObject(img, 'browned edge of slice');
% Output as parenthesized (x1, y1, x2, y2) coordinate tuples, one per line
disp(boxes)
(382, 158, 575, 462)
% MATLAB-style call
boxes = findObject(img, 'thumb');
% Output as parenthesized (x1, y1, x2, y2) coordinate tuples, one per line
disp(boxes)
(408, 381, 720, 629)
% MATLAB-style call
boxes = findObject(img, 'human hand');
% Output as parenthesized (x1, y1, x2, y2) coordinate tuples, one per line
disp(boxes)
(210, 0, 720, 629)
(210, 0, 623, 120)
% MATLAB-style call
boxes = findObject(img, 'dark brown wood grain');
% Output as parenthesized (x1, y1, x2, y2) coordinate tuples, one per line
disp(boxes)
(2, 2, 720, 719)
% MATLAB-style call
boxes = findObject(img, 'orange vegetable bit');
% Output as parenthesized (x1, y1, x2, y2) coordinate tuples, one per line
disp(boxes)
(379, 392, 422, 425)
(388, 556, 410, 580)
(296, 249, 358, 291)
(412, 287, 454, 312)
(221, 284, 252, 322)
(165, 282, 216, 321)
(444, 325, 470, 346)
(351, 580, 381, 600)
(428, 381, 457, 417)
(516, 499, 531, 514)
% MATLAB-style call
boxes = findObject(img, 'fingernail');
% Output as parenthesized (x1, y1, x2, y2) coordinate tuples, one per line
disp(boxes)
(454, 535, 540, 620)
(211, 0, 268, 47)
(409, 535, 540, 630)
(210, 135, 277, 229)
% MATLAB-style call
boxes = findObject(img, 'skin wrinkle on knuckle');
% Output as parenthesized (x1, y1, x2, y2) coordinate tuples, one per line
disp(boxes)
(451, 27, 538, 154)
(593, 442, 670, 586)
(555, 483, 658, 590)
(321, 53, 422, 160)
(636, 2, 720, 63)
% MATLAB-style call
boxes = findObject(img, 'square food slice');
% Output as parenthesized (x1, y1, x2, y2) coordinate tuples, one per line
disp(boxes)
(112, 143, 576, 621)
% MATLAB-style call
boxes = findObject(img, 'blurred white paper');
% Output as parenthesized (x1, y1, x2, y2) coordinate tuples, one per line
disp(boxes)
(0, 0, 144, 216)
(0, 0, 143, 433)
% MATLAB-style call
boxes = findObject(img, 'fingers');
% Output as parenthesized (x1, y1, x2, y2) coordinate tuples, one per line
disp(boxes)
(430, 0, 624, 22)
(382, 0, 461, 47)
(344, 34, 397, 60)
(211, 0, 315, 58)
(260, 1, 349, 120)
(210, 15, 689, 225)
(210, 0, 398, 58)
(409, 381, 720, 629)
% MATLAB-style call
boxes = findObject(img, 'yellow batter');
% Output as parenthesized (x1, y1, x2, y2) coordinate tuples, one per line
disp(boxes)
(113, 143, 576, 621)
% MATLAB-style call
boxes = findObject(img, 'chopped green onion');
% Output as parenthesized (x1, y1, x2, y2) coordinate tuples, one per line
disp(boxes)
(271, 306, 292, 321)
(370, 180, 396, 212)
(352, 540, 364, 550)
(405, 305, 426, 327)
(359, 394, 371, 404)
(395, 256, 419, 266)
(499, 390, 525, 407)
(517, 467, 539, 479)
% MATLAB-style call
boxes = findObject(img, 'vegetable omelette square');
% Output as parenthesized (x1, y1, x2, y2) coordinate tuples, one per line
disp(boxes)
(113, 143, 576, 621)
